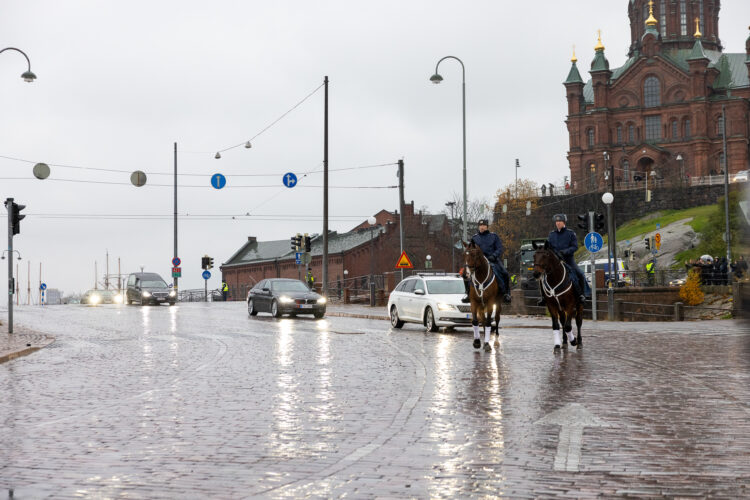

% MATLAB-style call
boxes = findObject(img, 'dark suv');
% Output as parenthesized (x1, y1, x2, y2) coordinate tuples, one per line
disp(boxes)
(125, 272, 176, 306)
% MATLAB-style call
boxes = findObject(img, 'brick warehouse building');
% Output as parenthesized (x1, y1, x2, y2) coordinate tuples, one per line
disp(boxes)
(219, 202, 455, 300)
(565, 0, 750, 192)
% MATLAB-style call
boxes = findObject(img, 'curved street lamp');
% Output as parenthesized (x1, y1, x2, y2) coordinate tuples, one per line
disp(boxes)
(0, 47, 36, 82)
(430, 55, 467, 243)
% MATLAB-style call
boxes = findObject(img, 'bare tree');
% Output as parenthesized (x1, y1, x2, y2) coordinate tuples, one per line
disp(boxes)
(443, 192, 491, 241)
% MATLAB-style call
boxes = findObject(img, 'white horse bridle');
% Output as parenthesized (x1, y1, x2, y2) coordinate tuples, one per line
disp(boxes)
(540, 254, 573, 310)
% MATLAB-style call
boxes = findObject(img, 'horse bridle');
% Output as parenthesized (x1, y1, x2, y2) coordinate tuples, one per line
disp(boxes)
(539, 251, 573, 310)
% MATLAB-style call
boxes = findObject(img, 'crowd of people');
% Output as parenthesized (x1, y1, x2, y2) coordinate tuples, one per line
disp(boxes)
(685, 255, 747, 285)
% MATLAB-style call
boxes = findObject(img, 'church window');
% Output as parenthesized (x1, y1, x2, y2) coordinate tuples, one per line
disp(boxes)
(680, 0, 687, 36)
(717, 116, 725, 137)
(587, 128, 595, 148)
(672, 120, 679, 139)
(628, 124, 635, 143)
(644, 77, 661, 107)
(660, 0, 667, 37)
(616, 126, 622, 144)
(684, 119, 691, 138)
(645, 116, 662, 141)
(623, 160, 630, 184)
(699, 0, 704, 33)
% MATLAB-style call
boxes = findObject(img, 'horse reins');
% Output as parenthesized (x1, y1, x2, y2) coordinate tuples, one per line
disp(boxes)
(540, 253, 573, 310)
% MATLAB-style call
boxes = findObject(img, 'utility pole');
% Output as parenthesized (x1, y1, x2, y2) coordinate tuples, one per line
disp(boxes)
(589, 211, 597, 321)
(26, 260, 30, 305)
(174, 142, 179, 294)
(118, 258, 121, 295)
(16, 262, 19, 306)
(6, 198, 13, 333)
(94, 261, 98, 290)
(105, 249, 110, 290)
(322, 75, 329, 295)
(398, 159, 405, 280)
(722, 105, 731, 262)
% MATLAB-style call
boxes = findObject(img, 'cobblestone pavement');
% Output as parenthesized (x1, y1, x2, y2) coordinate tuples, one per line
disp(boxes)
(0, 303, 748, 498)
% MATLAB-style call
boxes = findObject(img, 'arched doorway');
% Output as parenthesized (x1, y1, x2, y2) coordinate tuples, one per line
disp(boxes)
(636, 156, 655, 183)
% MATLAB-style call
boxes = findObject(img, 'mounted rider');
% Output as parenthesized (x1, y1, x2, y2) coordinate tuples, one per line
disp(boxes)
(538, 214, 589, 304)
(462, 219, 512, 304)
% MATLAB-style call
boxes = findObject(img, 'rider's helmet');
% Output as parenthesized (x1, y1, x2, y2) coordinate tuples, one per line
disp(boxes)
(553, 214, 567, 223)
(477, 218, 489, 226)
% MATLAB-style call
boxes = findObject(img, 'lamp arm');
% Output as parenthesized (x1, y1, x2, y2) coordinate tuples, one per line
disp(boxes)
(434, 56, 465, 82)
(0, 47, 33, 72)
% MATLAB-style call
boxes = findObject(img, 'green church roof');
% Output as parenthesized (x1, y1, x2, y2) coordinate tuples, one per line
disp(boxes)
(564, 61, 583, 84)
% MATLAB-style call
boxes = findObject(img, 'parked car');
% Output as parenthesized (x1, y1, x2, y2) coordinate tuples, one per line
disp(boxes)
(81, 289, 122, 305)
(731, 170, 748, 183)
(125, 272, 176, 305)
(387, 273, 471, 332)
(247, 278, 326, 318)
(580, 258, 631, 286)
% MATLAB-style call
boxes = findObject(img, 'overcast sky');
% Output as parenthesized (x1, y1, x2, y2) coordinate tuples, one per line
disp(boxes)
(2, 0, 749, 295)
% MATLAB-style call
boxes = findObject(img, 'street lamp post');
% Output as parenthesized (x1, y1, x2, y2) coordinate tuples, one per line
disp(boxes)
(676, 154, 684, 186)
(445, 201, 456, 272)
(2, 47, 36, 334)
(430, 56, 468, 243)
(602, 192, 615, 320)
(721, 105, 731, 263)
(368, 216, 377, 307)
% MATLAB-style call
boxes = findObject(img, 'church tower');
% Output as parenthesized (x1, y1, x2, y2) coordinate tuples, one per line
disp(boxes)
(628, 0, 721, 56)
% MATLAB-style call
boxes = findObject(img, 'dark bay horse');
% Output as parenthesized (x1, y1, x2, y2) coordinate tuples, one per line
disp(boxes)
(532, 241, 583, 351)
(464, 241, 502, 352)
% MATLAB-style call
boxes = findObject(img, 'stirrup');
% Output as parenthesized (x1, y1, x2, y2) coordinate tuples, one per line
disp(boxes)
(536, 298, 545, 306)
(579, 294, 586, 303)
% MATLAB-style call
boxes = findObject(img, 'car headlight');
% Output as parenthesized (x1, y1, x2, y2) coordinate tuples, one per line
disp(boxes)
(169, 290, 176, 297)
(142, 291, 151, 298)
(90, 294, 101, 304)
(113, 294, 123, 304)
(317, 297, 327, 304)
(437, 303, 455, 311)
(279, 296, 294, 303)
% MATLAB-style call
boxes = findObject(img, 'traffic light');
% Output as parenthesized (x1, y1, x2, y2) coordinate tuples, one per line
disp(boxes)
(594, 213, 605, 232)
(4, 200, 26, 236)
(644, 238, 651, 251)
(201, 256, 209, 269)
(208, 257, 214, 269)
(304, 233, 311, 253)
(291, 233, 302, 251)
(577, 214, 589, 232)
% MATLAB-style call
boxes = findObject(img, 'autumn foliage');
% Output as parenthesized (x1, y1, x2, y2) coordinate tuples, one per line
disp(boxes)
(679, 268, 705, 306)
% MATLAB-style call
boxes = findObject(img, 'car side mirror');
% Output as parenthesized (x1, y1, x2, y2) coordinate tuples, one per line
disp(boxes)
(262, 287, 270, 292)
(414, 289, 425, 295)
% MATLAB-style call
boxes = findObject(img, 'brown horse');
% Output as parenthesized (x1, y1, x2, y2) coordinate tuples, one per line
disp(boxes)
(532, 241, 583, 351)
(463, 241, 502, 352)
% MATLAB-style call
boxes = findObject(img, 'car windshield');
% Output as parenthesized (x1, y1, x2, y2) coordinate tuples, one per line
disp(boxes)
(141, 280, 167, 288)
(273, 281, 309, 292)
(426, 280, 465, 294)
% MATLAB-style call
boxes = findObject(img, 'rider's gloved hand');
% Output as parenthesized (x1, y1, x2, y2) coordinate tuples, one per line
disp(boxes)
(488, 255, 497, 263)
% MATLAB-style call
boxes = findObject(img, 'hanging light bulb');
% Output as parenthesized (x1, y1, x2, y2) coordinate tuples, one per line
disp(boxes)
(215, 152, 221, 159)
(244, 141, 252, 149)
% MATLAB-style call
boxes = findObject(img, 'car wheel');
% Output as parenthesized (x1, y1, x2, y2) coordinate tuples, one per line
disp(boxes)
(390, 305, 404, 329)
(271, 299, 282, 318)
(425, 307, 439, 332)
(248, 298, 257, 316)
(168, 301, 175, 306)
(314, 311, 325, 319)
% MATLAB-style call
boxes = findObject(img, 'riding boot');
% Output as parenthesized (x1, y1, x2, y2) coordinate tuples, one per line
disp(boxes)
(461, 278, 470, 303)
(503, 276, 512, 303)
(537, 282, 545, 306)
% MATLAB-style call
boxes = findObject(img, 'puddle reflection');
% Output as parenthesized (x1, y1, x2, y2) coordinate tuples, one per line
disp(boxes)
(270, 319, 301, 459)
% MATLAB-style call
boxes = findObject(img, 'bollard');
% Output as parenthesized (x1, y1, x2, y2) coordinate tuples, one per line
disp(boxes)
(607, 286, 614, 321)
(343, 288, 350, 304)
(614, 299, 624, 322)
(674, 301, 684, 321)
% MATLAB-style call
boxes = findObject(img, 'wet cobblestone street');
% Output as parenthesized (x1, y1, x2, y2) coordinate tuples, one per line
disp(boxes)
(1, 303, 749, 498)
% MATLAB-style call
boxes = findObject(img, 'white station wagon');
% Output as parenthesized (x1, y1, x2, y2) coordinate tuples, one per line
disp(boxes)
(387, 274, 472, 332)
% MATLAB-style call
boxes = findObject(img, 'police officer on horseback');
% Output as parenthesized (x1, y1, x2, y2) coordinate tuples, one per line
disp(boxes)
(538, 214, 588, 304)
(461, 218, 512, 304)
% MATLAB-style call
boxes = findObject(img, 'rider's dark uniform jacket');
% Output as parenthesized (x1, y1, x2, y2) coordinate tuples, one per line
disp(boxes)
(547, 227, 577, 266)
(471, 231, 503, 261)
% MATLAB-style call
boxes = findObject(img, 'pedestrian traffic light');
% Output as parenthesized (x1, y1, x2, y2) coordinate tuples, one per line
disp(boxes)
(594, 213, 605, 232)
(4, 200, 26, 236)
(644, 237, 651, 251)
(201, 256, 209, 269)
(577, 214, 589, 231)
(304, 233, 311, 253)
(208, 257, 214, 269)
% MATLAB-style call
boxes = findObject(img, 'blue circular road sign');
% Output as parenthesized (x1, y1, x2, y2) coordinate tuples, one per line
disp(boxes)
(202, 270, 211, 280)
(211, 173, 227, 189)
(40, 283, 47, 290)
(172, 257, 181, 267)
(282, 172, 298, 188)
(584, 232, 604, 253)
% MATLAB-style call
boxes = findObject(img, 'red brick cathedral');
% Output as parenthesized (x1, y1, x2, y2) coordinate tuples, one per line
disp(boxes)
(564, 0, 750, 192)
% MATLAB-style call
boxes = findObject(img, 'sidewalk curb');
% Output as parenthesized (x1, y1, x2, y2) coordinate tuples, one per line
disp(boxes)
(0, 335, 56, 365)
(326, 312, 389, 321)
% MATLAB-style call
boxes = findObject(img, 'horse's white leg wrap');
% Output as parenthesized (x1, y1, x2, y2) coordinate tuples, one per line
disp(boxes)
(553, 330, 562, 347)
(567, 330, 576, 342)
(484, 326, 491, 344)
(473, 325, 480, 339)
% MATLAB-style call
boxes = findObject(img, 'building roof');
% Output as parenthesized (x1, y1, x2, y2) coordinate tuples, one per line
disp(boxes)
(564, 61, 584, 84)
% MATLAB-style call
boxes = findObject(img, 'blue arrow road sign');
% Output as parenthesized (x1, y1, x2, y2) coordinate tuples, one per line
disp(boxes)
(283, 172, 298, 188)
(211, 173, 226, 189)
(584, 232, 604, 253)
(202, 270, 211, 280)
(40, 283, 47, 290)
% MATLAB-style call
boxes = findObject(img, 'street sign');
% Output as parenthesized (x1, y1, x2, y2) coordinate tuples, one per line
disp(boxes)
(584, 232, 604, 253)
(40, 283, 47, 290)
(202, 270, 211, 280)
(130, 170, 147, 187)
(172, 257, 181, 267)
(295, 252, 303, 265)
(395, 251, 414, 269)
(172, 267, 182, 278)
(654, 233, 661, 244)
(211, 173, 227, 189)
(656, 223, 661, 229)
(282, 172, 298, 188)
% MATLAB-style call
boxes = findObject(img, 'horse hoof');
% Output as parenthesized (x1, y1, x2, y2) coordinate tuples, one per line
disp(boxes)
(493, 340, 500, 348)
(576, 344, 582, 350)
(570, 338, 577, 346)
(473, 339, 481, 349)
(562, 342, 568, 349)
(484, 343, 492, 352)
(554, 345, 561, 351)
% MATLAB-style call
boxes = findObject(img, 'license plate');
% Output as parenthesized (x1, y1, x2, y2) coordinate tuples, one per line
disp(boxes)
(299, 304, 312, 309)
(466, 314, 471, 319)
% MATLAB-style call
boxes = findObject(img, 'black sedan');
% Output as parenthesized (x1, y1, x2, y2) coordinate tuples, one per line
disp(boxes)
(247, 278, 326, 318)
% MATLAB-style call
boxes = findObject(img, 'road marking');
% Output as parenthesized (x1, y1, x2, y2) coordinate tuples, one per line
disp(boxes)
(535, 403, 608, 472)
